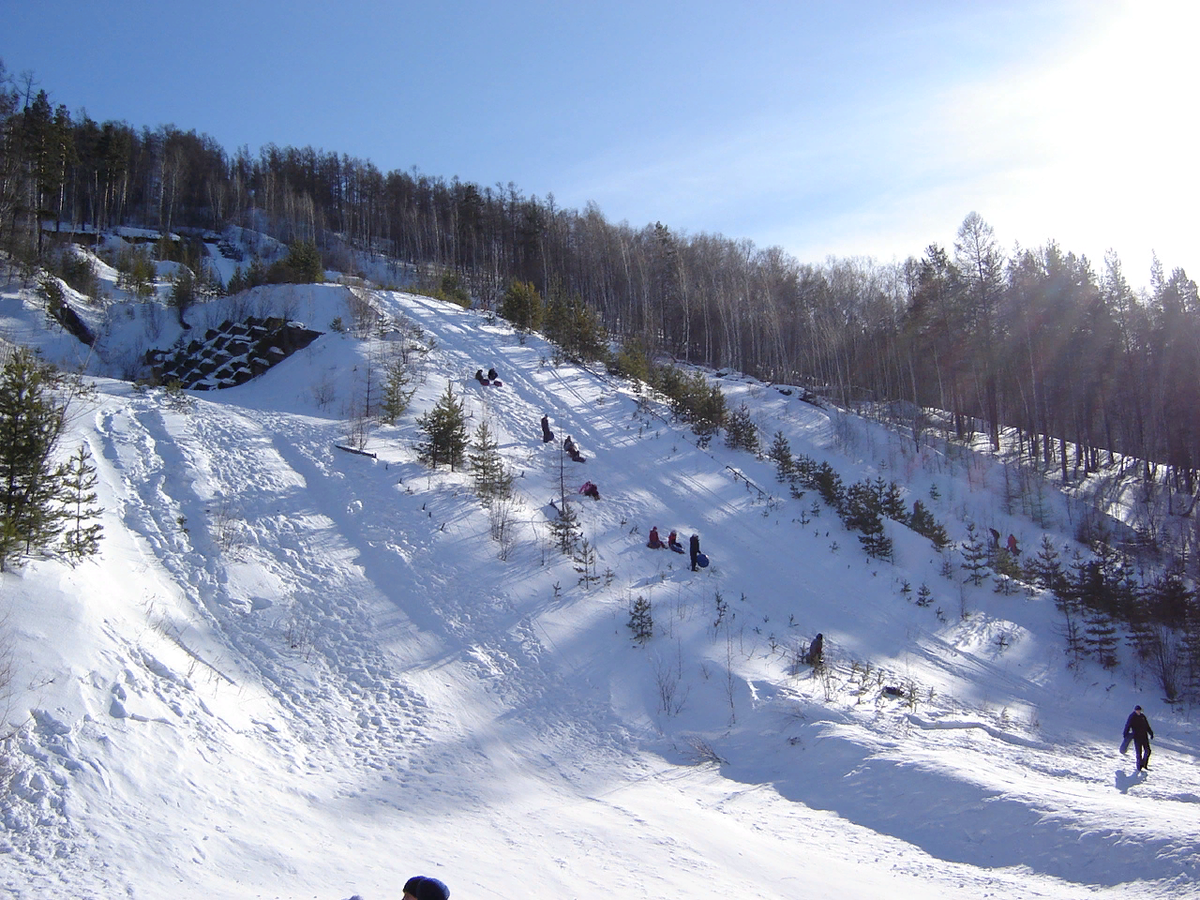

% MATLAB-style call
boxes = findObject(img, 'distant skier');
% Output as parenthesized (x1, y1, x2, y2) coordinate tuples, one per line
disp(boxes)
(541, 414, 554, 443)
(402, 875, 450, 900)
(689, 533, 701, 571)
(1123, 705, 1154, 771)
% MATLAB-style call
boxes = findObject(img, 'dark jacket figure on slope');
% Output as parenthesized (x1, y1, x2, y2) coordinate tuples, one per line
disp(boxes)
(564, 435, 586, 462)
(804, 633, 824, 668)
(1123, 705, 1154, 771)
(474, 369, 488, 385)
(541, 414, 554, 443)
(689, 533, 701, 571)
(648, 526, 664, 549)
(403, 875, 450, 900)
(487, 367, 498, 382)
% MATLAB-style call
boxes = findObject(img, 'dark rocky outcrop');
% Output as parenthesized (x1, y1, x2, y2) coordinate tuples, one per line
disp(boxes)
(145, 316, 321, 390)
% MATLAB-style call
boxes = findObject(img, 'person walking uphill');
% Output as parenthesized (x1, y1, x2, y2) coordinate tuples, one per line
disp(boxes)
(403, 875, 449, 900)
(1123, 705, 1154, 771)
(689, 533, 701, 571)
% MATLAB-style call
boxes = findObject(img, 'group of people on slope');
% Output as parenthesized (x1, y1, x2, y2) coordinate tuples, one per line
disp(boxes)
(474, 366, 499, 386)
(647, 526, 683, 553)
(648, 527, 704, 571)
(541, 414, 586, 462)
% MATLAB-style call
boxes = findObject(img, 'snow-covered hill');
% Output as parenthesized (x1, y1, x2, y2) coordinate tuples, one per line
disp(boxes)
(1, 244, 1197, 899)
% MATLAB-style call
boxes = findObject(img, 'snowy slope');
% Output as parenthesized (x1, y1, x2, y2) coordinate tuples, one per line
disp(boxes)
(0, 256, 1197, 899)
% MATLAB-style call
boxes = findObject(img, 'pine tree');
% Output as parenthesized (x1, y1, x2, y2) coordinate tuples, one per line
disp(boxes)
(468, 420, 513, 503)
(768, 430, 794, 482)
(844, 482, 892, 561)
(959, 521, 989, 586)
(415, 384, 468, 470)
(724, 403, 759, 453)
(0, 349, 68, 570)
(499, 279, 542, 332)
(378, 358, 415, 425)
(60, 442, 103, 563)
(879, 480, 907, 521)
(909, 500, 949, 550)
(1030, 535, 1067, 593)
(628, 596, 653, 644)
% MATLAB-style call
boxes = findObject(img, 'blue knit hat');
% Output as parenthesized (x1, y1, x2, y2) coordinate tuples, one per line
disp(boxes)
(403, 876, 450, 900)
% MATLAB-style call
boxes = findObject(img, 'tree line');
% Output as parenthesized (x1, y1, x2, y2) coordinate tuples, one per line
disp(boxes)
(3, 58, 1199, 509)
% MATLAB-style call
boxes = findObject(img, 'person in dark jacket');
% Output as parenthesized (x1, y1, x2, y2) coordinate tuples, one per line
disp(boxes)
(403, 875, 449, 900)
(1123, 705, 1154, 771)
(689, 533, 701, 571)
(541, 414, 554, 443)
(474, 368, 488, 385)
(564, 435, 585, 462)
(487, 367, 498, 382)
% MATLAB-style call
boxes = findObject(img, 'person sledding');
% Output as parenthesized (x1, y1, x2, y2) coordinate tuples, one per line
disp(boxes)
(541, 413, 555, 443)
(667, 530, 684, 552)
(580, 481, 600, 500)
(647, 526, 665, 549)
(474, 368, 488, 386)
(564, 435, 586, 463)
(487, 366, 499, 383)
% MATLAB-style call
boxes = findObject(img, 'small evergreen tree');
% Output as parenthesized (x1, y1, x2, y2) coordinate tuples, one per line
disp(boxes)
(169, 266, 196, 324)
(844, 482, 891, 561)
(879, 480, 907, 521)
(628, 596, 653, 644)
(909, 500, 949, 550)
(724, 403, 759, 453)
(768, 431, 794, 482)
(499, 279, 542, 332)
(0, 349, 68, 570)
(812, 462, 845, 514)
(468, 420, 513, 503)
(415, 384, 468, 470)
(378, 358, 415, 425)
(60, 443, 103, 563)
(1030, 535, 1067, 593)
(959, 521, 989, 586)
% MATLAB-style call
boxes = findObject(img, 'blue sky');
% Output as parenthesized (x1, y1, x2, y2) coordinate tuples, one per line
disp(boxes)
(5, 0, 1196, 285)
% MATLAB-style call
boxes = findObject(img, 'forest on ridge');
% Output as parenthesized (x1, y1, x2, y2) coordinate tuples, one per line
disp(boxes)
(3, 59, 1199, 529)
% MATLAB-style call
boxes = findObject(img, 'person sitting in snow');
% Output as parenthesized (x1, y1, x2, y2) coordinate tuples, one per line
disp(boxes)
(648, 526, 665, 549)
(580, 481, 600, 500)
(487, 366, 498, 383)
(474, 368, 488, 386)
(667, 530, 683, 552)
(403, 875, 450, 900)
(564, 435, 586, 463)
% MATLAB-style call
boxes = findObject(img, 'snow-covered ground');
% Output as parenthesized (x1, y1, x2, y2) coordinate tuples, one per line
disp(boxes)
(1, 242, 1197, 899)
